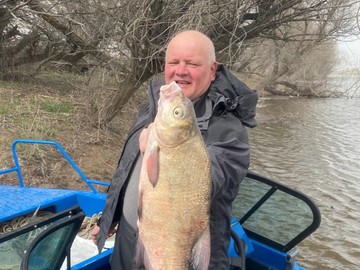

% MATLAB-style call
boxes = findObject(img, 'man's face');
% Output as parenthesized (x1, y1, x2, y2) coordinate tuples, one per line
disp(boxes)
(164, 36, 217, 101)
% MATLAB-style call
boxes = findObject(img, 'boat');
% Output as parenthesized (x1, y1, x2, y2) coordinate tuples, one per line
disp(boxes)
(0, 139, 321, 270)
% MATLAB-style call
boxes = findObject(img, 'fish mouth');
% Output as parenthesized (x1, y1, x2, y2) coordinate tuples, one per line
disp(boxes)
(160, 82, 183, 99)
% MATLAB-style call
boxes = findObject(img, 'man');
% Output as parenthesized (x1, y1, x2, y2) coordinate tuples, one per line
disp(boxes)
(92, 30, 258, 269)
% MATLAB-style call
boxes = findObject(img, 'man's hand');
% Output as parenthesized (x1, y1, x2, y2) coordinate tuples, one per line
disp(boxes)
(91, 223, 117, 245)
(139, 123, 154, 154)
(91, 224, 100, 244)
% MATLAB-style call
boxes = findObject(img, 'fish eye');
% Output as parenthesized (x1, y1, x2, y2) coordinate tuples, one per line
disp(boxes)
(173, 107, 184, 119)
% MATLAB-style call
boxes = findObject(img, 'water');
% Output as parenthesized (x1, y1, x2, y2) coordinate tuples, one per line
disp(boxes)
(247, 98, 360, 270)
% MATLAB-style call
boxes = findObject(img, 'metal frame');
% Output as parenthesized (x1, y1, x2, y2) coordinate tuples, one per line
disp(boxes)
(240, 171, 321, 252)
(21, 209, 85, 270)
(0, 139, 110, 192)
(0, 206, 82, 243)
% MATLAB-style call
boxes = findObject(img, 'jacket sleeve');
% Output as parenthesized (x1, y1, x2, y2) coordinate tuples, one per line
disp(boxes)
(205, 114, 250, 200)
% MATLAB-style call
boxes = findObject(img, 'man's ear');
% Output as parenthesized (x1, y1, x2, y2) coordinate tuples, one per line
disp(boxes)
(211, 62, 218, 81)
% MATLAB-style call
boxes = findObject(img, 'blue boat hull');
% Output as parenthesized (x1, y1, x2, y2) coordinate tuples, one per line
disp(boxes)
(0, 139, 320, 270)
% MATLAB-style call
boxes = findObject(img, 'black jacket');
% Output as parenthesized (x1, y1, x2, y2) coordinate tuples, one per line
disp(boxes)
(97, 65, 258, 269)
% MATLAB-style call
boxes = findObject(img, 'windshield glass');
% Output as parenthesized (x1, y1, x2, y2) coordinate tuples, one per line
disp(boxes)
(232, 172, 321, 251)
(24, 215, 83, 270)
(0, 215, 52, 269)
(0, 207, 82, 270)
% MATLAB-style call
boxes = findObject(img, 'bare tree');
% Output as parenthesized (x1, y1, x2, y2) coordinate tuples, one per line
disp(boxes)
(1, 0, 359, 126)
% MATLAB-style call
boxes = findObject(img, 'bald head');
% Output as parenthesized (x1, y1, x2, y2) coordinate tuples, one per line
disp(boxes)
(166, 30, 216, 64)
(164, 30, 218, 100)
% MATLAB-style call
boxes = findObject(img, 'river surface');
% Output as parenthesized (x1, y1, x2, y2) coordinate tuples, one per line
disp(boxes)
(247, 97, 360, 270)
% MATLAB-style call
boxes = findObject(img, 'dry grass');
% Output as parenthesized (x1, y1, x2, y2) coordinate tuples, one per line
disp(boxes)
(0, 73, 144, 190)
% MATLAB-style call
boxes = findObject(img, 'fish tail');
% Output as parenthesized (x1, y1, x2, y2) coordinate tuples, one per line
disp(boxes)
(191, 226, 211, 270)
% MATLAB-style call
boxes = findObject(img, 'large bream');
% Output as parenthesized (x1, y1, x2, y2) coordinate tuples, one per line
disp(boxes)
(136, 82, 211, 270)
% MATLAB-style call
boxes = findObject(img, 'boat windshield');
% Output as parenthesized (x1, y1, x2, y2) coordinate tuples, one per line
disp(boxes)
(232, 172, 321, 252)
(0, 206, 83, 270)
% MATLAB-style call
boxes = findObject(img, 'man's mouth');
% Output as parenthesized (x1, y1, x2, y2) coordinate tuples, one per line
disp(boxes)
(175, 80, 191, 87)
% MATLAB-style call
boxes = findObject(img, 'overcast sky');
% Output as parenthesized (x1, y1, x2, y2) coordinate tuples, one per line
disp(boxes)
(337, 38, 360, 68)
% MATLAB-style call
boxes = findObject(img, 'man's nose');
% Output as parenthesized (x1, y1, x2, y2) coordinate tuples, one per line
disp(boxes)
(175, 62, 188, 76)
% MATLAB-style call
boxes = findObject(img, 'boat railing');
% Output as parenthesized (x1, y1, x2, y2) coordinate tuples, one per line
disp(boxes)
(0, 139, 110, 193)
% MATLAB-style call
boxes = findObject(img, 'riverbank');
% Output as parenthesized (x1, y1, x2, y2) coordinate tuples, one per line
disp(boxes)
(0, 76, 137, 189)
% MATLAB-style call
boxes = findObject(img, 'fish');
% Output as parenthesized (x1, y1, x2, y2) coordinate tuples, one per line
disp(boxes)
(136, 81, 211, 270)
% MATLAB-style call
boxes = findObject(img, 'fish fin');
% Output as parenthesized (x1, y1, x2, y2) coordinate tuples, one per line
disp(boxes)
(146, 142, 160, 187)
(191, 226, 211, 270)
(138, 189, 143, 221)
(135, 234, 154, 270)
(135, 234, 145, 268)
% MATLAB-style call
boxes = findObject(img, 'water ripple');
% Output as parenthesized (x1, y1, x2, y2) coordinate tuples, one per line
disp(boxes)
(248, 98, 360, 270)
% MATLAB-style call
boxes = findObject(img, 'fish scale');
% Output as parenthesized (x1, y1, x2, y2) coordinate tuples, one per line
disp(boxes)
(136, 82, 211, 270)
